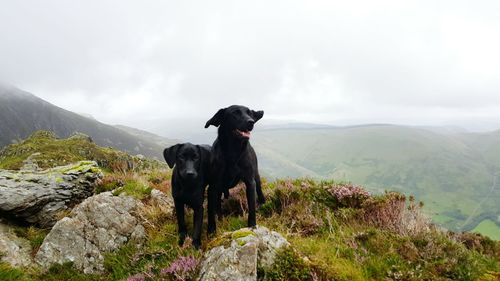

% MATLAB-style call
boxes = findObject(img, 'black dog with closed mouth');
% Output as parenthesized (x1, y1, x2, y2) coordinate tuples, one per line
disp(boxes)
(163, 143, 211, 249)
(205, 105, 265, 234)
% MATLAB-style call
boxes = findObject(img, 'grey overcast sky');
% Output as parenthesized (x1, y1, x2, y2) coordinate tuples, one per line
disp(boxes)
(1, 0, 500, 133)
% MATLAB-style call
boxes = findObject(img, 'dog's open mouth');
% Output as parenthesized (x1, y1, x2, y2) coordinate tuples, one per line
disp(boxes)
(235, 129, 251, 138)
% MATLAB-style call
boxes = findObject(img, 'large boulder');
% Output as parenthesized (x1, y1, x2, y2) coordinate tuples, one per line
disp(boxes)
(0, 161, 102, 227)
(35, 192, 146, 274)
(0, 221, 33, 267)
(197, 226, 290, 281)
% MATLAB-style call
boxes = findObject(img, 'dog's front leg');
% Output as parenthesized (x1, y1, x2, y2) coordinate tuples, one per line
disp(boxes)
(192, 205, 203, 249)
(207, 186, 218, 235)
(244, 178, 257, 227)
(174, 201, 187, 246)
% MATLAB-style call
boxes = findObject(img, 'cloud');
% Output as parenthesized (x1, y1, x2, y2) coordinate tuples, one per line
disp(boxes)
(1, 0, 499, 132)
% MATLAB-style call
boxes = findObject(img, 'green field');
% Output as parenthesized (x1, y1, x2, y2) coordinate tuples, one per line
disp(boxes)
(473, 219, 500, 241)
(253, 125, 500, 239)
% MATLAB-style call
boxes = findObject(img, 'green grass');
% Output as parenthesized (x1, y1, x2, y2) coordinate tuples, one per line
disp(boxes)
(112, 178, 152, 200)
(38, 262, 101, 281)
(259, 247, 316, 281)
(0, 263, 25, 281)
(473, 220, 500, 241)
(12, 226, 50, 254)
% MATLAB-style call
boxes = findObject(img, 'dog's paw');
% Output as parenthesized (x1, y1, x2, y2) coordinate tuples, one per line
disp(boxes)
(257, 196, 266, 205)
(178, 232, 187, 246)
(178, 238, 185, 246)
(193, 239, 201, 250)
(247, 220, 257, 228)
(207, 226, 217, 237)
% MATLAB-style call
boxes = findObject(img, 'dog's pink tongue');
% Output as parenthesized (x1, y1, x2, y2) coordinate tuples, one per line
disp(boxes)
(241, 131, 251, 138)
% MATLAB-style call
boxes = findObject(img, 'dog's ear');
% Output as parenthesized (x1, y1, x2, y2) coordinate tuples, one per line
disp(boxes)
(205, 108, 226, 128)
(197, 145, 212, 172)
(251, 110, 264, 122)
(163, 144, 181, 168)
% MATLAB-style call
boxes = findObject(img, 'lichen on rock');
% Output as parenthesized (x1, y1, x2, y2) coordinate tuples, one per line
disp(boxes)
(34, 192, 146, 274)
(197, 226, 289, 281)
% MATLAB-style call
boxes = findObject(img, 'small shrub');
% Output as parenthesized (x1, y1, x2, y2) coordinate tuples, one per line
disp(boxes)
(454, 232, 500, 260)
(95, 174, 125, 193)
(259, 247, 319, 281)
(221, 183, 248, 216)
(327, 184, 370, 208)
(257, 180, 325, 235)
(361, 192, 406, 232)
(13, 226, 49, 256)
(146, 169, 171, 192)
(160, 256, 199, 281)
(112, 177, 152, 200)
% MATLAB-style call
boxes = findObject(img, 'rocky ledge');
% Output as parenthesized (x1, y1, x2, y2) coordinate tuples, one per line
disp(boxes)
(0, 161, 102, 227)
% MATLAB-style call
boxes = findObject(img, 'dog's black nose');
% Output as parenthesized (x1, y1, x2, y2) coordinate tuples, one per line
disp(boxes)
(247, 119, 255, 129)
(186, 171, 196, 178)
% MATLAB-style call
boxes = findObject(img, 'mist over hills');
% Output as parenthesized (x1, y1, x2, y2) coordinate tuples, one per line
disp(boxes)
(0, 85, 176, 159)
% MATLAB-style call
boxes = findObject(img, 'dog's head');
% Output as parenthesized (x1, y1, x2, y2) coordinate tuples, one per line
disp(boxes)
(163, 143, 211, 181)
(204, 105, 264, 139)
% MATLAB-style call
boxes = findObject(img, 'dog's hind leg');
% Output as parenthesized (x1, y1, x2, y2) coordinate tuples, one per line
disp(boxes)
(174, 201, 187, 246)
(244, 178, 257, 227)
(217, 189, 224, 219)
(255, 174, 266, 205)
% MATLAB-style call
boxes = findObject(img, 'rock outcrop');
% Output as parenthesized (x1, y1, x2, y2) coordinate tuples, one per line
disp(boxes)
(197, 226, 290, 281)
(0, 221, 33, 267)
(35, 192, 146, 274)
(0, 161, 102, 227)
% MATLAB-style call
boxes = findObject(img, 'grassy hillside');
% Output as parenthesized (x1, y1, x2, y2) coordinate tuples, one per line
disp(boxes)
(0, 131, 499, 280)
(252, 125, 500, 237)
(0, 85, 175, 159)
(0, 131, 163, 172)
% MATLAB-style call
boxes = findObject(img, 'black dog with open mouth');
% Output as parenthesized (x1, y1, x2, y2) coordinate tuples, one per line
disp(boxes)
(204, 105, 265, 234)
(163, 143, 211, 249)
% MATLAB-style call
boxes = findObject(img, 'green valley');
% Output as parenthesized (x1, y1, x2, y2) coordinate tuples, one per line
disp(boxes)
(252, 125, 500, 237)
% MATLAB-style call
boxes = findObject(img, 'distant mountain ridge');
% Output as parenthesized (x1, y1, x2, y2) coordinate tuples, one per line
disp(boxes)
(0, 85, 175, 159)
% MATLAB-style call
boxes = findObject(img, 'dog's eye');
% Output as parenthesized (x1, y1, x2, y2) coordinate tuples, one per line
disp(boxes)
(235, 110, 242, 116)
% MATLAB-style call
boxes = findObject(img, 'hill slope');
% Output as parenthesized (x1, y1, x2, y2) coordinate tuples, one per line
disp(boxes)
(0, 85, 175, 159)
(252, 125, 500, 235)
(0, 132, 498, 281)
